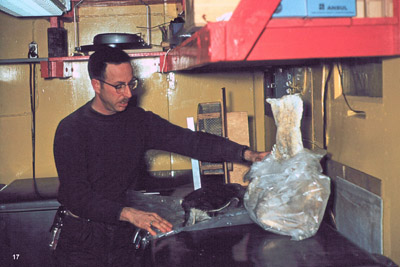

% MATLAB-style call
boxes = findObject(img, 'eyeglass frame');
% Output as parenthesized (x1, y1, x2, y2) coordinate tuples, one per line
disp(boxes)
(96, 77, 138, 93)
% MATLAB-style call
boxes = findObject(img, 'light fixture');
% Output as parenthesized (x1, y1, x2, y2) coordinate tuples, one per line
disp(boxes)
(0, 0, 71, 17)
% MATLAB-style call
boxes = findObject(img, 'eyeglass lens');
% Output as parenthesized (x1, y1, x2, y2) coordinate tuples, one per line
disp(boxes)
(115, 79, 138, 92)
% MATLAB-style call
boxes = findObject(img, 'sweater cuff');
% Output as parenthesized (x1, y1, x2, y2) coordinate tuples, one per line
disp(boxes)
(116, 206, 125, 222)
(240, 146, 250, 162)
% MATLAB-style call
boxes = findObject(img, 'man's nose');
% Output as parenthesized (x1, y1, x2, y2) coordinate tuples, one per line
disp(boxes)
(122, 86, 132, 98)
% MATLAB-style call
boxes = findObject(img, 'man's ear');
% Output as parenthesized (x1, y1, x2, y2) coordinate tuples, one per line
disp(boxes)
(91, 79, 101, 94)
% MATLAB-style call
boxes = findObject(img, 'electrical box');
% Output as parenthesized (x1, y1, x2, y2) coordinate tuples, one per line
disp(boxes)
(48, 27, 68, 58)
(264, 67, 308, 116)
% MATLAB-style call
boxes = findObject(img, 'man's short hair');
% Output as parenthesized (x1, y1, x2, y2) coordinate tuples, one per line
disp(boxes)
(88, 46, 131, 80)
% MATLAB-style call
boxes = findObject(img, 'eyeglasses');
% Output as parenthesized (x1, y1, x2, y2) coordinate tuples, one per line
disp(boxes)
(97, 78, 138, 93)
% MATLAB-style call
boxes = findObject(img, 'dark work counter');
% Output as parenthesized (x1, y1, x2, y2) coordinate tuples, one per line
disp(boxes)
(1, 177, 397, 267)
(144, 222, 396, 267)
(0, 178, 60, 266)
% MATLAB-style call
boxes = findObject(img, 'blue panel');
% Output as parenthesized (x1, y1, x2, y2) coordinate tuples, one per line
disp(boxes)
(272, 0, 356, 18)
(273, 0, 307, 17)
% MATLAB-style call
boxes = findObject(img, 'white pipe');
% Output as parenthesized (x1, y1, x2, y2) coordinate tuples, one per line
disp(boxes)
(74, 0, 85, 52)
(146, 5, 151, 45)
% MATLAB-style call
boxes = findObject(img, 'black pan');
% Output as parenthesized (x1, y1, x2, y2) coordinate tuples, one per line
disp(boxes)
(80, 33, 151, 52)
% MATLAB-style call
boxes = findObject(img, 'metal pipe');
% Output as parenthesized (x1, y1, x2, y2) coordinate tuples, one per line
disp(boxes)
(146, 5, 151, 45)
(74, 0, 85, 52)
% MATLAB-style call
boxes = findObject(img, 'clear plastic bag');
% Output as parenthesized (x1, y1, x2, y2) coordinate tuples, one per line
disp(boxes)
(244, 149, 331, 241)
(244, 94, 330, 241)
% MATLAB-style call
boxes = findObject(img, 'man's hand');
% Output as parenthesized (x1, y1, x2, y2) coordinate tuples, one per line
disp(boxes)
(243, 150, 270, 162)
(119, 207, 173, 236)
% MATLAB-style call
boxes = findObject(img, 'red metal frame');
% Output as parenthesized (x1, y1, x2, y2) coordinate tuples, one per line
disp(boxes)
(160, 0, 400, 72)
(42, 0, 167, 78)
(41, 52, 164, 78)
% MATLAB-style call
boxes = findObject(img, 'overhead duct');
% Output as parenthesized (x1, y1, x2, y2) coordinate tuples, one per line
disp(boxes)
(0, 0, 71, 17)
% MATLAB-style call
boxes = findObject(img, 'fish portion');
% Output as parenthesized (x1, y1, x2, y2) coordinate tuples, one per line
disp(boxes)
(181, 183, 246, 226)
(266, 94, 303, 160)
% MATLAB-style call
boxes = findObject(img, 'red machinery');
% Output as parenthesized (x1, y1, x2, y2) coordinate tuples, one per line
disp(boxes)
(160, 0, 400, 72)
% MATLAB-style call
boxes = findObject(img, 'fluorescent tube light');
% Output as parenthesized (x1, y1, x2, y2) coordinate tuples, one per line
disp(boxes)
(0, 0, 71, 17)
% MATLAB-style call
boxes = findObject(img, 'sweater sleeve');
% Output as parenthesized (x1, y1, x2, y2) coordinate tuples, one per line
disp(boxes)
(141, 110, 248, 163)
(54, 120, 124, 224)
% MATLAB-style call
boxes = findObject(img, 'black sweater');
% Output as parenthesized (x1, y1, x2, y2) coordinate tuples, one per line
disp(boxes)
(53, 100, 247, 224)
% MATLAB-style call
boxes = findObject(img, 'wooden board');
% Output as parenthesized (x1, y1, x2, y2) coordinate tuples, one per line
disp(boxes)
(226, 112, 250, 185)
(184, 0, 241, 32)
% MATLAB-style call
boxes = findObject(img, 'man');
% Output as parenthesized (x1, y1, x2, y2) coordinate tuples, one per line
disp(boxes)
(53, 46, 268, 266)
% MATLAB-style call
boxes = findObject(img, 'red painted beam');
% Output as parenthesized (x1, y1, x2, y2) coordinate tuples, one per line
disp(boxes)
(247, 17, 400, 61)
(161, 22, 227, 72)
(226, 0, 281, 60)
(49, 17, 64, 28)
(392, 0, 400, 55)
(160, 0, 400, 72)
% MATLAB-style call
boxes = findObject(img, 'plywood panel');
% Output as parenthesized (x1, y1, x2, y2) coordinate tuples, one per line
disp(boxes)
(227, 112, 250, 185)
(184, 0, 241, 31)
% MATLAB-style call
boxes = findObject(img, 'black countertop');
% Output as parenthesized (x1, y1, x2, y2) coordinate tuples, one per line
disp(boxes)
(144, 222, 396, 267)
(0, 177, 59, 203)
(1, 177, 397, 266)
(0, 177, 60, 212)
(0, 171, 194, 205)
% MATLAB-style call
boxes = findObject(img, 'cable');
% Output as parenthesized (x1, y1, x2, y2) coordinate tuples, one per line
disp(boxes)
(336, 63, 366, 116)
(302, 139, 325, 150)
(322, 64, 333, 149)
(321, 62, 367, 149)
(29, 62, 44, 199)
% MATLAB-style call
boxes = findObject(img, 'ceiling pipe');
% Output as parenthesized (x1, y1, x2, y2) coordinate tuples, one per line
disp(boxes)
(73, 0, 85, 52)
(146, 4, 151, 45)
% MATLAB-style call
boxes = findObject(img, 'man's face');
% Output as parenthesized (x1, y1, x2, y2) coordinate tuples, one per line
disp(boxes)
(91, 62, 134, 115)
